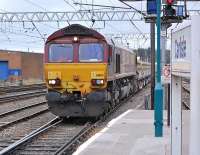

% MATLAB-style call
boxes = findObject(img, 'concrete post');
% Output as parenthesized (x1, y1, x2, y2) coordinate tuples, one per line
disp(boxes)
(161, 23, 170, 126)
(161, 24, 167, 70)
(189, 16, 200, 155)
(171, 75, 182, 155)
(161, 24, 167, 110)
(150, 23, 155, 110)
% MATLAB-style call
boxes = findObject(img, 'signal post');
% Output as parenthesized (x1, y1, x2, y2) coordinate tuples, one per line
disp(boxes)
(146, 0, 184, 139)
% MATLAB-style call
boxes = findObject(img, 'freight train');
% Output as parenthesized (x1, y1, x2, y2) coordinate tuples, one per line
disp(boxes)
(44, 24, 150, 118)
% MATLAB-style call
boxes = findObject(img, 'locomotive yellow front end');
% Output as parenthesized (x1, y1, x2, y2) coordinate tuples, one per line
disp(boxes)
(45, 63, 107, 94)
(45, 63, 108, 117)
(44, 25, 109, 117)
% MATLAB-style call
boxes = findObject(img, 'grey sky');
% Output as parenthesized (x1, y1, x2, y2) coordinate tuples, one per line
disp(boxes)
(0, 0, 199, 53)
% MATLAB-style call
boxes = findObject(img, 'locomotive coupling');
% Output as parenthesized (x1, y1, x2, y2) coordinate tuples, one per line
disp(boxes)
(46, 90, 107, 104)
(46, 89, 109, 117)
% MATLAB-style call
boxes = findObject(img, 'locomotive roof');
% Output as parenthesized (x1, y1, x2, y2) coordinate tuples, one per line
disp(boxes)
(46, 24, 105, 43)
(105, 37, 135, 54)
(46, 24, 135, 54)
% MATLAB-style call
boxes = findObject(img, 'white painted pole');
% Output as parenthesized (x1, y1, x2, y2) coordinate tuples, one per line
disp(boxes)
(189, 16, 200, 155)
(171, 75, 182, 155)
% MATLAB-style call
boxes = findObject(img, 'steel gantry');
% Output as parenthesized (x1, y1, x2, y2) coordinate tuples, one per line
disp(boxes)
(0, 10, 199, 23)
(0, 10, 144, 22)
(105, 33, 150, 40)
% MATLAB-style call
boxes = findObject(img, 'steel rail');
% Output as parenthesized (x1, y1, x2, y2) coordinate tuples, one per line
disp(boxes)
(0, 108, 49, 131)
(182, 86, 190, 94)
(0, 120, 90, 155)
(0, 101, 46, 118)
(0, 83, 45, 94)
(0, 117, 61, 155)
(182, 101, 190, 110)
(0, 90, 46, 103)
(182, 79, 190, 110)
(54, 123, 93, 155)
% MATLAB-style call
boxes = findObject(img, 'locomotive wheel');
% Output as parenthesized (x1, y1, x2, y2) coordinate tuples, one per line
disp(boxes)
(115, 98, 120, 105)
(110, 97, 116, 108)
(103, 101, 110, 114)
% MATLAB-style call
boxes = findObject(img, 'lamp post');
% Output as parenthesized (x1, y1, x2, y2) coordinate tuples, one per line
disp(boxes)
(121, 0, 166, 137)
(154, 0, 163, 137)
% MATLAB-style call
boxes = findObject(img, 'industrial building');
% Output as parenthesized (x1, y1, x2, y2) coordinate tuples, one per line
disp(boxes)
(0, 50, 43, 85)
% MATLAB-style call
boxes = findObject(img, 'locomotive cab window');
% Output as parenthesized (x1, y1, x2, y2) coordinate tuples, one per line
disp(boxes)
(116, 54, 120, 73)
(108, 45, 113, 64)
(79, 43, 104, 62)
(49, 44, 73, 62)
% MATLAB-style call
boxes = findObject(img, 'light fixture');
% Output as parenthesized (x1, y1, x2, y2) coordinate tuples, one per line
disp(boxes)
(73, 36, 79, 42)
(48, 79, 61, 86)
(91, 79, 104, 86)
(48, 79, 56, 85)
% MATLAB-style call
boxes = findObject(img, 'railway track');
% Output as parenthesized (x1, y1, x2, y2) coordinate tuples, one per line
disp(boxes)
(0, 84, 149, 155)
(0, 90, 46, 103)
(0, 101, 49, 131)
(182, 85, 190, 94)
(0, 117, 90, 155)
(182, 101, 190, 110)
(182, 80, 190, 110)
(0, 83, 46, 94)
(0, 101, 47, 118)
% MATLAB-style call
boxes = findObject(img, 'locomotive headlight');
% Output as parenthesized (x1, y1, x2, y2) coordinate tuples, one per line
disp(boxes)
(91, 79, 104, 86)
(51, 80, 56, 85)
(48, 79, 60, 85)
(96, 79, 104, 85)
(73, 36, 79, 42)
(48, 80, 56, 85)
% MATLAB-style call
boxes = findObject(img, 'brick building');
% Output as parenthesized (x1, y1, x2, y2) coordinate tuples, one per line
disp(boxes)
(0, 50, 43, 84)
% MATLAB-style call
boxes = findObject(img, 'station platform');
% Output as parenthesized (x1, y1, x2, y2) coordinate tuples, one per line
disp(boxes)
(73, 110, 173, 155)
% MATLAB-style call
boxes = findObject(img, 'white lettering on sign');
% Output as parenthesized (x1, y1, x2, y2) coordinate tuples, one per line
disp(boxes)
(175, 36, 186, 59)
(172, 25, 191, 77)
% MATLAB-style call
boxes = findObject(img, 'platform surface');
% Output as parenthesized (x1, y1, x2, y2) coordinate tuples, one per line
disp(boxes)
(73, 110, 173, 155)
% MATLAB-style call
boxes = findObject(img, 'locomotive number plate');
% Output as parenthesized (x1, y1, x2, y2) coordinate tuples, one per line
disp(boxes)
(91, 71, 104, 79)
(48, 71, 61, 79)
